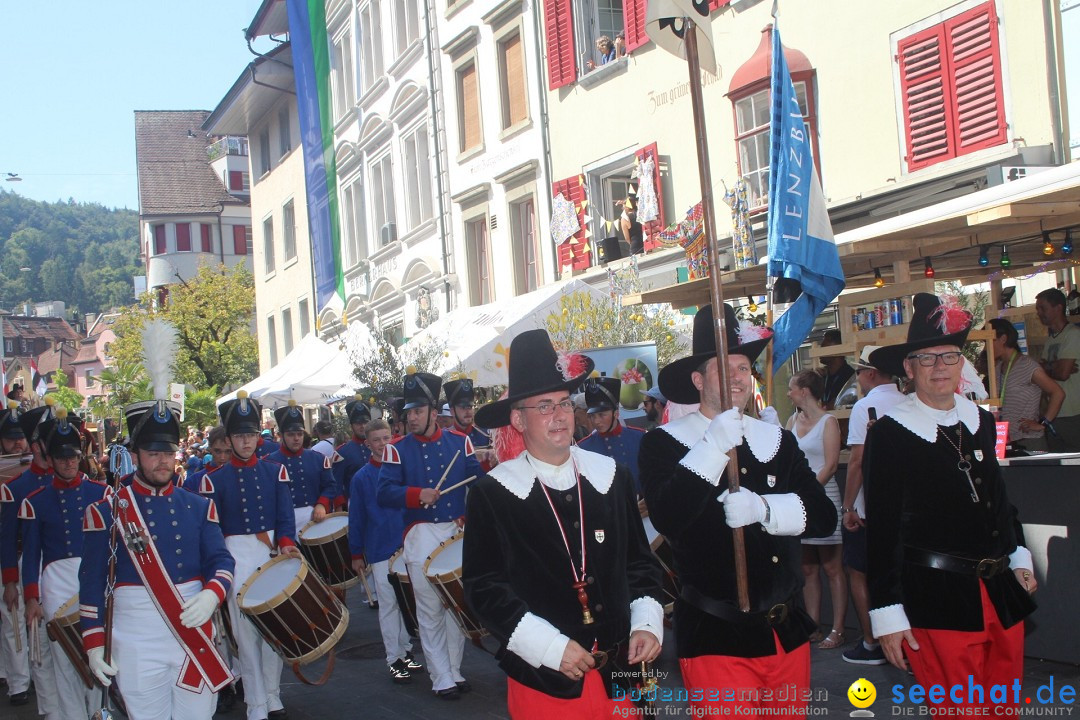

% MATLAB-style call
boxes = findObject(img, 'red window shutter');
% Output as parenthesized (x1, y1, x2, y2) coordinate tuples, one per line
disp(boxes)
(233, 225, 247, 255)
(898, 24, 951, 171)
(947, 3, 1005, 154)
(543, 0, 576, 90)
(153, 225, 166, 255)
(623, 0, 648, 52)
(551, 176, 590, 271)
(229, 171, 243, 191)
(634, 143, 665, 252)
(175, 223, 191, 252)
(200, 224, 212, 253)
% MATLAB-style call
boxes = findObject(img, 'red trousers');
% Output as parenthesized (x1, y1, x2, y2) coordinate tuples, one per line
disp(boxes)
(506, 670, 637, 720)
(679, 632, 811, 718)
(907, 581, 1025, 709)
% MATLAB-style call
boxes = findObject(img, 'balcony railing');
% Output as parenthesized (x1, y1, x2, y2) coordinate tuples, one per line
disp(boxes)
(206, 136, 249, 161)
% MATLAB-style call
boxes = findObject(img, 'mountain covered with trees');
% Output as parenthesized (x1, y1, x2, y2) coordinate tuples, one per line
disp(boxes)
(0, 189, 141, 316)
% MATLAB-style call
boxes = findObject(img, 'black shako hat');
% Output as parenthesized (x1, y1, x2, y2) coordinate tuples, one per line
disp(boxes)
(869, 293, 972, 378)
(442, 378, 475, 407)
(19, 401, 55, 446)
(658, 303, 773, 405)
(0, 401, 25, 440)
(219, 391, 263, 435)
(345, 395, 371, 425)
(125, 399, 182, 452)
(475, 329, 595, 429)
(402, 372, 442, 411)
(584, 376, 621, 414)
(273, 401, 307, 434)
(38, 408, 83, 459)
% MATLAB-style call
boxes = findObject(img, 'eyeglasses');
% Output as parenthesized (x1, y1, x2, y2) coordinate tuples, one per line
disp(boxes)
(516, 399, 575, 415)
(906, 351, 963, 367)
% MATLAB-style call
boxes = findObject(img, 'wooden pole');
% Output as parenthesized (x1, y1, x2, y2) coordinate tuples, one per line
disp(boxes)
(684, 23, 750, 612)
(765, 279, 775, 407)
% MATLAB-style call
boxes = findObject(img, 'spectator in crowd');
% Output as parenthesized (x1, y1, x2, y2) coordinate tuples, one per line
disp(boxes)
(1035, 288, 1080, 451)
(819, 330, 856, 409)
(987, 318, 1064, 452)
(586, 35, 616, 70)
(311, 420, 338, 458)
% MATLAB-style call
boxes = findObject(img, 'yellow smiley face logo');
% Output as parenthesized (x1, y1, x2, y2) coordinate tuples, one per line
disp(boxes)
(848, 678, 876, 709)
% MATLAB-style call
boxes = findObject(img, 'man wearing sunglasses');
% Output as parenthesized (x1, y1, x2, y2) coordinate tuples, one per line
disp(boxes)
(865, 293, 1036, 708)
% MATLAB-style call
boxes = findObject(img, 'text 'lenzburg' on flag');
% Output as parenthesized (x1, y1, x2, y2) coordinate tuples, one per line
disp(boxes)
(766, 25, 844, 372)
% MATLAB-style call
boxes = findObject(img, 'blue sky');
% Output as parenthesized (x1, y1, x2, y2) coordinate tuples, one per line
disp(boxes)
(0, 1, 276, 210)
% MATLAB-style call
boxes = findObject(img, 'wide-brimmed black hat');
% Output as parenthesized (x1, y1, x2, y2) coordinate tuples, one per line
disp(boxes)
(39, 408, 83, 459)
(0, 401, 24, 440)
(584, 376, 621, 414)
(869, 293, 972, 378)
(345, 395, 371, 425)
(402, 372, 441, 411)
(658, 304, 773, 405)
(19, 402, 55, 446)
(274, 401, 306, 434)
(125, 399, 182, 452)
(219, 391, 263, 435)
(443, 378, 475, 407)
(475, 329, 595, 429)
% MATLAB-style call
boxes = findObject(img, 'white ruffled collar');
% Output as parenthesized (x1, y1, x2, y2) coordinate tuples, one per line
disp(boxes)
(885, 393, 981, 443)
(487, 446, 616, 500)
(661, 410, 782, 463)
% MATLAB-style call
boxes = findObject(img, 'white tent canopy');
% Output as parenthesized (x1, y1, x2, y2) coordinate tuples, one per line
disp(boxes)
(217, 334, 355, 408)
(405, 278, 610, 386)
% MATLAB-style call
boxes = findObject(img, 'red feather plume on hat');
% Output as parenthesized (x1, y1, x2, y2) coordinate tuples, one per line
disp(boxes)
(555, 350, 588, 382)
(489, 389, 526, 461)
(930, 295, 972, 334)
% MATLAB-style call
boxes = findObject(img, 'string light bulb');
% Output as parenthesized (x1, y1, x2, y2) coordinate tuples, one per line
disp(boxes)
(873, 268, 885, 288)
(1000, 245, 1011, 268)
(978, 246, 989, 267)
(1063, 231, 1074, 256)
(746, 295, 758, 313)
(923, 256, 935, 279)
(1043, 232, 1055, 257)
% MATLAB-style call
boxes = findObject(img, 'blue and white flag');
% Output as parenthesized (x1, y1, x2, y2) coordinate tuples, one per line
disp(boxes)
(766, 25, 845, 372)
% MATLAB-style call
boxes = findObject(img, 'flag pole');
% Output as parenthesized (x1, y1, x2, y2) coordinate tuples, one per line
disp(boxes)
(683, 21, 750, 612)
(765, 277, 775, 407)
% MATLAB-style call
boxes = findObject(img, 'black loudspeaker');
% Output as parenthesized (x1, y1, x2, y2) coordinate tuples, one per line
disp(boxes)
(600, 237, 623, 263)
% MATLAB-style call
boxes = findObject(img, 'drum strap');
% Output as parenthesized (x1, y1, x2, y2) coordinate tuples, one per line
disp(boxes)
(290, 652, 337, 687)
(115, 486, 233, 693)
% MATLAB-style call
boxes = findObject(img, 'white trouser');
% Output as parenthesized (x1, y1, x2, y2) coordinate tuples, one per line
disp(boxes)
(41, 558, 94, 720)
(403, 522, 465, 692)
(19, 561, 60, 719)
(112, 581, 215, 720)
(292, 506, 313, 536)
(1, 583, 31, 695)
(371, 559, 411, 665)
(226, 535, 283, 720)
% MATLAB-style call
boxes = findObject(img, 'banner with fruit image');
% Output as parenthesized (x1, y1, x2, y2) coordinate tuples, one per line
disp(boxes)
(579, 342, 658, 422)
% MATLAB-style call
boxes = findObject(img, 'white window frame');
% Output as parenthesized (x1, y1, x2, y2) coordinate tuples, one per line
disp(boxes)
(399, 120, 433, 232)
(282, 199, 297, 263)
(267, 315, 279, 366)
(392, 0, 421, 60)
(278, 106, 292, 157)
(508, 191, 541, 295)
(298, 298, 311, 338)
(340, 174, 368, 269)
(262, 215, 276, 275)
(573, 0, 625, 76)
(368, 150, 397, 247)
(330, 26, 356, 122)
(281, 306, 294, 355)
(359, 0, 384, 93)
(464, 209, 494, 305)
(258, 126, 272, 176)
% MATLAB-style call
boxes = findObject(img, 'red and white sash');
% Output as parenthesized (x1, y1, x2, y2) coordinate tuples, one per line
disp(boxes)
(115, 486, 232, 692)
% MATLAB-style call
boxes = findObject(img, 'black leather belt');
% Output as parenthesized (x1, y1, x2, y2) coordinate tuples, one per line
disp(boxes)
(680, 584, 793, 626)
(905, 548, 1009, 579)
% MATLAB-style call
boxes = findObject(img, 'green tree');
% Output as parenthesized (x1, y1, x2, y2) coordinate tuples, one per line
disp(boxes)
(350, 329, 447, 408)
(87, 361, 151, 427)
(47, 368, 85, 411)
(182, 386, 220, 433)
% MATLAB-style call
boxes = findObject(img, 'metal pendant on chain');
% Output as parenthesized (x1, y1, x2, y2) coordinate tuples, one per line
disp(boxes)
(937, 425, 979, 502)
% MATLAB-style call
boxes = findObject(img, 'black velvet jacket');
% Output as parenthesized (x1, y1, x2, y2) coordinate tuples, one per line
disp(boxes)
(640, 414, 837, 658)
(865, 400, 1036, 631)
(462, 451, 663, 699)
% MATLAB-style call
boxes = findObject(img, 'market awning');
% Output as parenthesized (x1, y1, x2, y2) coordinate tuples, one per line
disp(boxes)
(217, 334, 354, 408)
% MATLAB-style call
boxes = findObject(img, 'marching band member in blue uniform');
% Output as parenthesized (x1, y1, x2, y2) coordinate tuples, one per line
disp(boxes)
(333, 396, 372, 506)
(348, 418, 422, 683)
(378, 370, 481, 700)
(201, 391, 298, 720)
(80, 395, 235, 720)
(443, 378, 497, 471)
(21, 408, 110, 720)
(267, 401, 336, 531)
(183, 425, 230, 494)
(0, 402, 32, 708)
(255, 429, 280, 459)
(576, 376, 646, 494)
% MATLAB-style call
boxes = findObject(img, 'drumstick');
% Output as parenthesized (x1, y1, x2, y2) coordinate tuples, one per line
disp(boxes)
(29, 619, 41, 666)
(438, 475, 476, 496)
(356, 566, 376, 608)
(433, 451, 461, 492)
(13, 614, 21, 653)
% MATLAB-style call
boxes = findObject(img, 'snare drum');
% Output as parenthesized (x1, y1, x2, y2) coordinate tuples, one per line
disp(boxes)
(45, 594, 94, 689)
(387, 549, 419, 638)
(422, 533, 487, 642)
(236, 554, 349, 666)
(641, 516, 679, 612)
(299, 512, 359, 590)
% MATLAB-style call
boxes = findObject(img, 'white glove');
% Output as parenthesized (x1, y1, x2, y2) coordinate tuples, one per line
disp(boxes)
(758, 406, 780, 427)
(718, 488, 767, 528)
(707, 408, 744, 453)
(88, 646, 118, 687)
(179, 589, 219, 628)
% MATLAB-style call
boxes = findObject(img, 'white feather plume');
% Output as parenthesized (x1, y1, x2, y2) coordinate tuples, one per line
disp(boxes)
(140, 318, 178, 402)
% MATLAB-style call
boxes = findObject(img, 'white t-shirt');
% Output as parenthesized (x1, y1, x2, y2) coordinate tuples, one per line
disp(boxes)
(311, 438, 336, 458)
(847, 382, 906, 518)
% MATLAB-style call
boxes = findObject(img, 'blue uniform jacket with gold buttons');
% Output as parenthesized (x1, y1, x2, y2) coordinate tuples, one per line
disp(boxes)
(194, 455, 297, 549)
(78, 476, 235, 651)
(183, 462, 222, 494)
(577, 423, 646, 494)
(348, 457, 404, 564)
(0, 461, 49, 585)
(377, 428, 481, 529)
(18, 474, 111, 600)
(255, 437, 280, 458)
(333, 439, 370, 501)
(266, 447, 336, 510)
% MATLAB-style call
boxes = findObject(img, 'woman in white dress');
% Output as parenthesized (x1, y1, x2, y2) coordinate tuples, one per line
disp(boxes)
(786, 370, 847, 649)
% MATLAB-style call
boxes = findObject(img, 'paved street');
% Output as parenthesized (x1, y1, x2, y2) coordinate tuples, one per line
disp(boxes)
(7, 585, 1079, 719)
